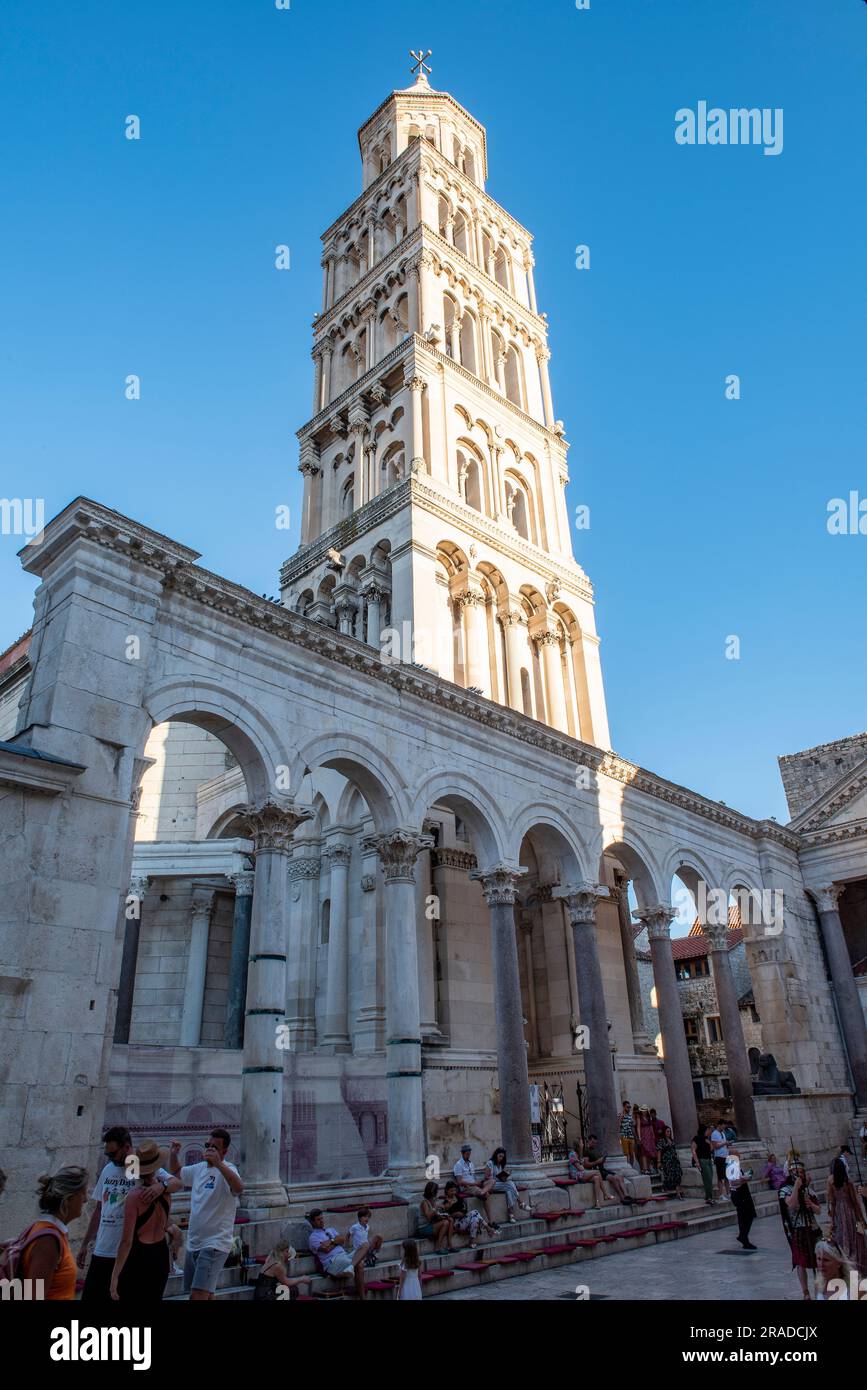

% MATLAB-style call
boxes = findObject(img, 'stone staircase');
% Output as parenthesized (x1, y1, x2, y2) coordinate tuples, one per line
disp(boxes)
(162, 1165, 784, 1302)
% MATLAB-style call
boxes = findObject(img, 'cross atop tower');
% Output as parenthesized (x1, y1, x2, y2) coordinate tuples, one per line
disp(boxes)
(409, 48, 432, 82)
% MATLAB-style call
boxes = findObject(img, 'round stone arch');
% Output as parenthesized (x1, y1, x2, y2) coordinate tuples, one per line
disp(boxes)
(724, 867, 771, 943)
(408, 770, 509, 866)
(663, 846, 726, 928)
(599, 832, 665, 908)
(507, 801, 589, 883)
(298, 731, 411, 831)
(143, 675, 299, 805)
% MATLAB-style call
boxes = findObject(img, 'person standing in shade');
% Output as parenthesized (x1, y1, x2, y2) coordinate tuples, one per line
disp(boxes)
(109, 1140, 173, 1302)
(79, 1125, 179, 1303)
(658, 1126, 684, 1198)
(395, 1238, 422, 1300)
(15, 1168, 88, 1300)
(779, 1163, 822, 1299)
(169, 1128, 244, 1301)
(636, 1107, 658, 1175)
(729, 1157, 757, 1250)
(761, 1153, 787, 1191)
(619, 1102, 637, 1166)
(826, 1156, 867, 1274)
(709, 1119, 730, 1200)
(691, 1126, 715, 1205)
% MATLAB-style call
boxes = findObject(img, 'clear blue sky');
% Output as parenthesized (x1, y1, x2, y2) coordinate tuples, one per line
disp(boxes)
(1, 1, 864, 820)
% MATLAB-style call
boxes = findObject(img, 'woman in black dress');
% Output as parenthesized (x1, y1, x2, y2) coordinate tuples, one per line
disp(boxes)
(253, 1240, 313, 1300)
(110, 1140, 172, 1302)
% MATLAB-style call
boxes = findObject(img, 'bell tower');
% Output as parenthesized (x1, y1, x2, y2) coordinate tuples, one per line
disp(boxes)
(281, 56, 610, 748)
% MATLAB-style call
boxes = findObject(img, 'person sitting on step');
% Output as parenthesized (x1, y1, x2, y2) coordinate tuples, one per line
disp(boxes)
(307, 1209, 369, 1300)
(567, 1148, 617, 1204)
(581, 1134, 633, 1203)
(452, 1143, 498, 1229)
(484, 1147, 532, 1224)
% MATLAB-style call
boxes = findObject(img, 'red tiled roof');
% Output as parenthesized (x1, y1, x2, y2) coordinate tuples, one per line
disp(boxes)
(671, 927, 744, 961)
(0, 630, 32, 678)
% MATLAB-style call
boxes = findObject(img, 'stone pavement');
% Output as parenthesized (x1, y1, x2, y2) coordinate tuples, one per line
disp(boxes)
(429, 1211, 807, 1301)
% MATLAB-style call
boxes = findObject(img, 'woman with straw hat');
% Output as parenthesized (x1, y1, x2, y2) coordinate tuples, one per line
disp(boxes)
(110, 1139, 172, 1302)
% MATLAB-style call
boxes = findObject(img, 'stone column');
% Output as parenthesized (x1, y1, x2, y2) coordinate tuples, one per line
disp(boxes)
(448, 312, 461, 362)
(180, 887, 215, 1047)
(706, 922, 758, 1138)
(612, 873, 653, 1053)
(321, 844, 352, 1052)
(319, 342, 333, 410)
(405, 373, 426, 472)
(362, 582, 386, 649)
(634, 905, 699, 1143)
(373, 827, 433, 1179)
(237, 800, 312, 1206)
(810, 885, 867, 1105)
(452, 581, 488, 693)
(224, 869, 255, 1050)
(555, 884, 621, 1157)
(416, 836, 440, 1038)
(535, 629, 568, 731)
(333, 583, 359, 638)
(285, 856, 321, 1052)
(526, 256, 538, 313)
(537, 346, 555, 427)
(502, 610, 528, 712)
(520, 918, 541, 1057)
(470, 865, 533, 1162)
(114, 874, 149, 1044)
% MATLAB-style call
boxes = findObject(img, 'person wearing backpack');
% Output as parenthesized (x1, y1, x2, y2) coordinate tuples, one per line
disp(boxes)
(1, 1167, 89, 1299)
(109, 1140, 173, 1302)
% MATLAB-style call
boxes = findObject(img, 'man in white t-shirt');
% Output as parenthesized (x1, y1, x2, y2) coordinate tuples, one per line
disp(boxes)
(169, 1128, 244, 1301)
(452, 1143, 497, 1226)
(79, 1125, 179, 1303)
(709, 1121, 730, 1200)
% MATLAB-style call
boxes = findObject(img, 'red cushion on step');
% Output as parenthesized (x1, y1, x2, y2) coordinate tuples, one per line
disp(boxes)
(543, 1243, 576, 1254)
(365, 1280, 398, 1291)
(419, 1270, 454, 1280)
(455, 1261, 494, 1272)
(551, 1177, 577, 1188)
(570, 1238, 600, 1247)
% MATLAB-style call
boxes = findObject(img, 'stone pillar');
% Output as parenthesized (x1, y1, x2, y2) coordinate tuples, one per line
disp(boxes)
(810, 885, 867, 1105)
(537, 346, 555, 427)
(555, 884, 621, 1157)
(470, 865, 533, 1163)
(520, 918, 541, 1057)
(285, 856, 321, 1051)
(406, 373, 426, 472)
(612, 873, 653, 1053)
(224, 869, 255, 1050)
(319, 342, 333, 410)
(452, 579, 488, 694)
(180, 887, 215, 1047)
(535, 629, 568, 731)
(416, 837, 440, 1038)
(321, 844, 352, 1052)
(355, 843, 386, 1052)
(706, 922, 758, 1138)
(373, 827, 433, 1179)
(237, 800, 312, 1206)
(333, 583, 359, 638)
(312, 350, 323, 415)
(448, 313, 461, 362)
(634, 905, 699, 1144)
(502, 610, 528, 712)
(114, 874, 149, 1044)
(526, 256, 538, 314)
(363, 582, 386, 649)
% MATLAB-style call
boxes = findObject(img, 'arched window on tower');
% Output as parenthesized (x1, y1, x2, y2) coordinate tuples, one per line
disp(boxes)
(457, 447, 484, 514)
(443, 295, 460, 360)
(495, 246, 512, 292)
(505, 344, 524, 408)
(438, 196, 450, 241)
(341, 478, 355, 518)
(459, 311, 477, 376)
(464, 147, 477, 182)
(453, 211, 470, 258)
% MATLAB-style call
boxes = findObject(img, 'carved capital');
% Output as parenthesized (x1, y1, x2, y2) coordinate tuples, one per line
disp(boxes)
(371, 827, 434, 882)
(405, 373, 427, 394)
(809, 883, 845, 914)
(632, 904, 677, 941)
(237, 800, 314, 853)
(554, 881, 609, 925)
(470, 864, 528, 906)
(322, 843, 352, 867)
(129, 874, 150, 902)
(228, 869, 255, 898)
(190, 888, 215, 923)
(533, 628, 562, 650)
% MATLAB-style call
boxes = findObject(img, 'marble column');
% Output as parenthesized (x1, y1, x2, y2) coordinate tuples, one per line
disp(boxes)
(373, 827, 433, 1178)
(456, 589, 488, 693)
(555, 884, 621, 1157)
(333, 584, 359, 638)
(415, 836, 440, 1038)
(363, 582, 386, 649)
(285, 856, 321, 1052)
(470, 864, 533, 1164)
(520, 918, 541, 1058)
(114, 873, 149, 1044)
(406, 373, 426, 472)
(355, 841, 386, 1052)
(526, 256, 538, 314)
(612, 873, 653, 1052)
(810, 884, 867, 1105)
(224, 869, 254, 1050)
(237, 799, 312, 1206)
(536, 629, 568, 731)
(634, 904, 699, 1144)
(321, 844, 352, 1051)
(319, 343, 333, 410)
(706, 922, 758, 1138)
(501, 610, 528, 711)
(537, 346, 555, 427)
(180, 887, 215, 1047)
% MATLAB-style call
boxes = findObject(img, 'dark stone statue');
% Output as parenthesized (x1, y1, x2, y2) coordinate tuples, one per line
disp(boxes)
(749, 1047, 799, 1095)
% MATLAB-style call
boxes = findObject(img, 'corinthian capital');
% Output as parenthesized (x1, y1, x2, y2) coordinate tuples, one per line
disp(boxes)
(469, 864, 528, 906)
(632, 904, 677, 941)
(371, 827, 434, 882)
(808, 883, 844, 914)
(554, 881, 609, 924)
(237, 800, 314, 853)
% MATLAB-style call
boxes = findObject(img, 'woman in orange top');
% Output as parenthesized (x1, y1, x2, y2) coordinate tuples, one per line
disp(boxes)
(21, 1167, 89, 1299)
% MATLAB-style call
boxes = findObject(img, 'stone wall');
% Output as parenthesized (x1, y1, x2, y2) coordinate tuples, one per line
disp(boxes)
(778, 732, 867, 819)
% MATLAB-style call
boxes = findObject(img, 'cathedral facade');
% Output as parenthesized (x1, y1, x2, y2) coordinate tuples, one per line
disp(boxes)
(1, 67, 865, 1232)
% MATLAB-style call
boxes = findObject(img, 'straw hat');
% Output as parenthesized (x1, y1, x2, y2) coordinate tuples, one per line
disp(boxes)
(135, 1139, 168, 1176)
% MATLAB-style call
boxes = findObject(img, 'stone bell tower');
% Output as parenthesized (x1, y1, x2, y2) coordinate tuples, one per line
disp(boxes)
(281, 54, 610, 748)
